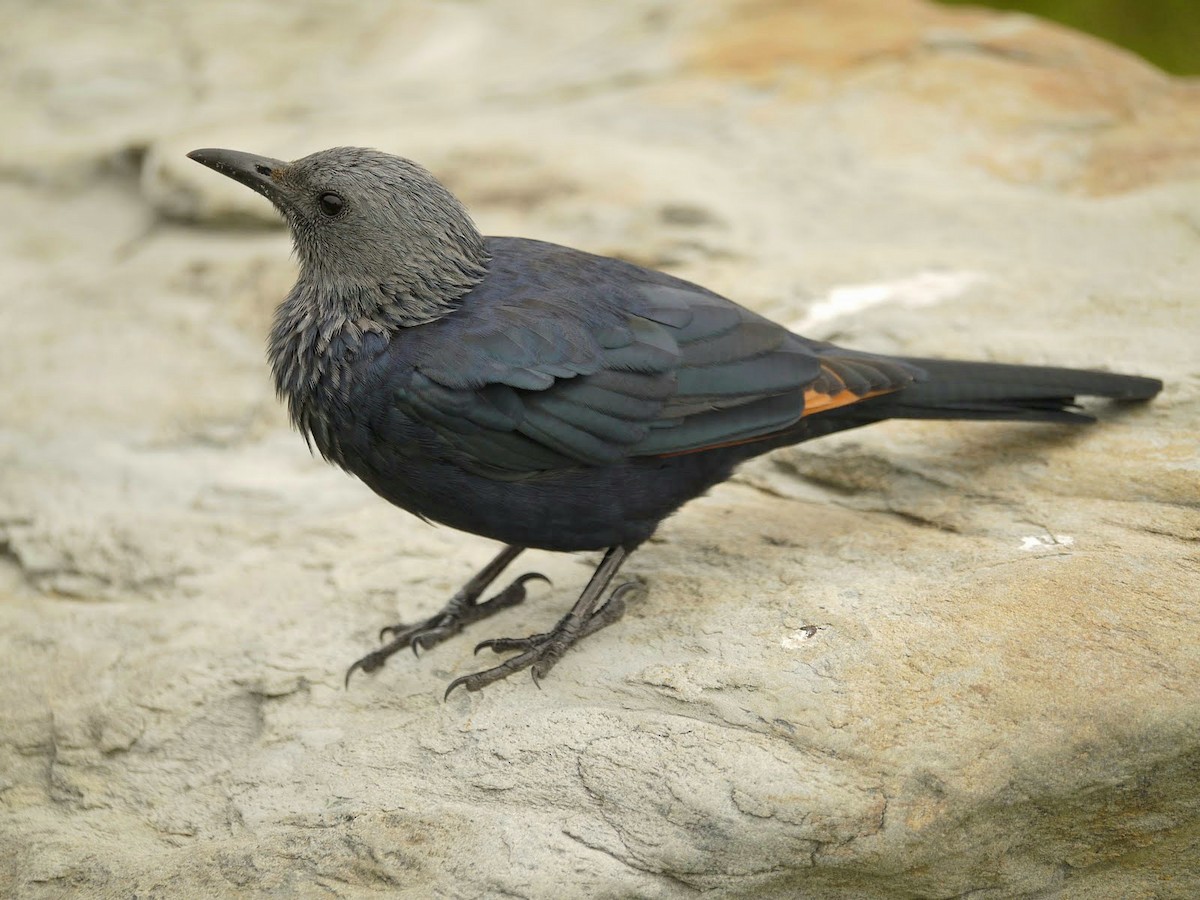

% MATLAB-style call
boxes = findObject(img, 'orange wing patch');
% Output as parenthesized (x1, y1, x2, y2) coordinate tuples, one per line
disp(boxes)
(801, 360, 905, 416)
(654, 361, 906, 458)
(802, 385, 894, 416)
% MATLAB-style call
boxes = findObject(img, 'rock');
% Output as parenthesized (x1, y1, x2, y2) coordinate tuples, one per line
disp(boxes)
(1, 1, 1197, 898)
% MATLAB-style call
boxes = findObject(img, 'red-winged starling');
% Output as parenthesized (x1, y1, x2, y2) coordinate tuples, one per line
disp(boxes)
(187, 146, 1163, 698)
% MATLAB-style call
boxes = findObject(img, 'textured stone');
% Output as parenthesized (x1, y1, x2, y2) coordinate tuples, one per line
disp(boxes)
(1, 1, 1197, 898)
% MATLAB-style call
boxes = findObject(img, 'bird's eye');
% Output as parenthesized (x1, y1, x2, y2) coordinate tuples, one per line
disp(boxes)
(318, 192, 345, 217)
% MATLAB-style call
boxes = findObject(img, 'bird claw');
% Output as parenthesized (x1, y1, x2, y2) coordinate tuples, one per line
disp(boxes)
(345, 571, 547, 687)
(444, 581, 636, 699)
(343, 647, 390, 689)
(371, 620, 443, 657)
(445, 642, 553, 699)
(473, 633, 546, 655)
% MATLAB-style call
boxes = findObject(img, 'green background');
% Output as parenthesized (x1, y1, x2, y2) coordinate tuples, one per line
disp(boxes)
(937, 0, 1198, 75)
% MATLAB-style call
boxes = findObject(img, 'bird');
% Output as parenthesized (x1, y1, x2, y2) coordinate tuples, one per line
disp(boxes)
(187, 146, 1162, 698)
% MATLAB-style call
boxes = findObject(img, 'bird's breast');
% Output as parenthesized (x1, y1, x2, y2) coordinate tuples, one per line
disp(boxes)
(267, 289, 388, 469)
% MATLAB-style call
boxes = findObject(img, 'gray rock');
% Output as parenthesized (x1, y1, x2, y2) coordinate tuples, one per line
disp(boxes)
(2, 1, 1197, 897)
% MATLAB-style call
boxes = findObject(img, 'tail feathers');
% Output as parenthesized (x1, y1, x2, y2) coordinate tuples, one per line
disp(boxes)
(862, 357, 1162, 425)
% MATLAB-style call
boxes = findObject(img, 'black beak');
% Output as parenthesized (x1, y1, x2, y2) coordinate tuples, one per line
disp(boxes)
(187, 148, 289, 205)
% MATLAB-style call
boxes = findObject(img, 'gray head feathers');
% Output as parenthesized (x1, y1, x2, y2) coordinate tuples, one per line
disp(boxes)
(272, 147, 489, 324)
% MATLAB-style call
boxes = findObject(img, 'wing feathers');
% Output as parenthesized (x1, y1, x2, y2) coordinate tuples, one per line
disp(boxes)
(393, 248, 920, 471)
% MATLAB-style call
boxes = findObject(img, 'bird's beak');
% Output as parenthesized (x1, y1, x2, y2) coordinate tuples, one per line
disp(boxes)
(187, 148, 289, 205)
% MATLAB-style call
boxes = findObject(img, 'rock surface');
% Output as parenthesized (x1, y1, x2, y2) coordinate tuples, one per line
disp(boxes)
(2, 1, 1197, 897)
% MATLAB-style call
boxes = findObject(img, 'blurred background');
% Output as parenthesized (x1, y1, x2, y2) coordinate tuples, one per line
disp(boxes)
(938, 0, 1198, 74)
(3, 1, 1197, 897)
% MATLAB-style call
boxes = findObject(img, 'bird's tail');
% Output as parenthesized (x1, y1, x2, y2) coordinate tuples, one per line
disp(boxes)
(861, 357, 1162, 425)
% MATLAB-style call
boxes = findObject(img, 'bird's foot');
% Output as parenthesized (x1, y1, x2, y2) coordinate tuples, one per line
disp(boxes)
(344, 572, 547, 686)
(443, 581, 639, 698)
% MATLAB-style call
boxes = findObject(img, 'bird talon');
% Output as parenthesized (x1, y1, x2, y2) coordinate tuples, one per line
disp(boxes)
(475, 634, 541, 655)
(443, 674, 474, 700)
(344, 650, 387, 688)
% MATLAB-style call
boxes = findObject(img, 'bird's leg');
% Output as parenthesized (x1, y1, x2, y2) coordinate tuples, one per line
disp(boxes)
(444, 546, 637, 698)
(345, 544, 545, 686)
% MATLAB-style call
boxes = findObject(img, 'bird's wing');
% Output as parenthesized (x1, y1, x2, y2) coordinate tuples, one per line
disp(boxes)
(391, 279, 917, 475)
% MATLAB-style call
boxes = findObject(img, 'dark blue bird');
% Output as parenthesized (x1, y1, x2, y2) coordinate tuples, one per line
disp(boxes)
(188, 146, 1162, 697)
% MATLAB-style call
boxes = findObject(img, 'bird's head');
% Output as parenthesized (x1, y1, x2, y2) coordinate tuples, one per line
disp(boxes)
(187, 146, 488, 322)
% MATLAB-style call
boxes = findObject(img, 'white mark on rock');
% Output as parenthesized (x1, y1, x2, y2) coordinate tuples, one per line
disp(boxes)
(782, 625, 820, 649)
(793, 270, 986, 332)
(1019, 534, 1075, 551)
